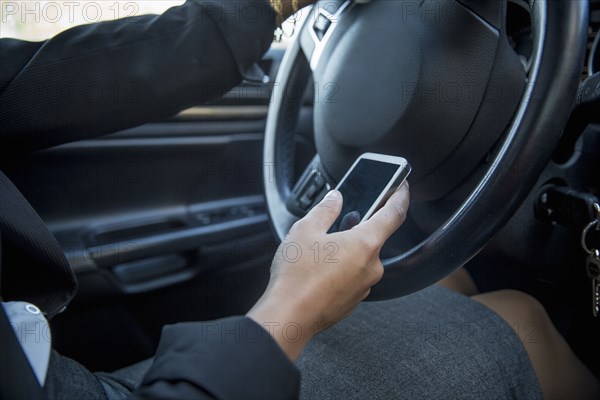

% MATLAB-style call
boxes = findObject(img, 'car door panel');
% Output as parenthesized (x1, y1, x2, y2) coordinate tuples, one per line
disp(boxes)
(1, 46, 315, 370)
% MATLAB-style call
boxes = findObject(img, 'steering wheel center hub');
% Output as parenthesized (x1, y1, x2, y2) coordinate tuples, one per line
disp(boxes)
(312, 0, 523, 199)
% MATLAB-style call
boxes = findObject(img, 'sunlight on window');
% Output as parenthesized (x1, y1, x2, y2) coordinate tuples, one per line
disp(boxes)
(0, 1, 185, 41)
(1, 0, 307, 45)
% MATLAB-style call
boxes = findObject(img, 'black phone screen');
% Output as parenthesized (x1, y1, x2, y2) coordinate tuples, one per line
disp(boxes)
(330, 159, 401, 232)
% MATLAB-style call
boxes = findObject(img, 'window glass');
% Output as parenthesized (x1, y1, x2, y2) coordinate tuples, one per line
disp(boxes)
(1, 0, 303, 42)
(1, 1, 185, 41)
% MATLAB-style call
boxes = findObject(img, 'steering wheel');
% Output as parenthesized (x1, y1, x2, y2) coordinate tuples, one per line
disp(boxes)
(264, 0, 588, 300)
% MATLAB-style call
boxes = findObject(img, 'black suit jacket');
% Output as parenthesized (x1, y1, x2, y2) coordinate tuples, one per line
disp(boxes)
(0, 0, 272, 156)
(0, 1, 300, 398)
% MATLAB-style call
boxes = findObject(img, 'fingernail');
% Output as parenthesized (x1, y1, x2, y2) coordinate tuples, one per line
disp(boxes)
(324, 190, 341, 201)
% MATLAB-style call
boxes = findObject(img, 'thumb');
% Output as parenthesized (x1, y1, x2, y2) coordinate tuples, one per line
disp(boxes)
(301, 190, 343, 233)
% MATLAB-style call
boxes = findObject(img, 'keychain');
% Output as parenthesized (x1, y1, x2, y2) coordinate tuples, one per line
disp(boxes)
(581, 203, 600, 317)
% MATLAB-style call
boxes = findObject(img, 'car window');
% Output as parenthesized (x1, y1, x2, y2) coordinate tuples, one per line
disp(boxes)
(0, 0, 184, 41)
(0, 0, 302, 43)
(0, 1, 184, 41)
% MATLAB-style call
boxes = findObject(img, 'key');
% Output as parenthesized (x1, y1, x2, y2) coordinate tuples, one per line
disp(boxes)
(586, 252, 600, 317)
(593, 280, 600, 318)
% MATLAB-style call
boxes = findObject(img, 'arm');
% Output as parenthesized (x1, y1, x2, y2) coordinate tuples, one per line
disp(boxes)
(134, 317, 301, 399)
(0, 0, 277, 156)
(133, 185, 410, 399)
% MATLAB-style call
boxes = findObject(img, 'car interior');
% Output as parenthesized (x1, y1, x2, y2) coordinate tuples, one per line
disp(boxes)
(1, 0, 599, 388)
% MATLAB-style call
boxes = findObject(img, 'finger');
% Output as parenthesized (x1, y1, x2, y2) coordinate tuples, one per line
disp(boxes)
(356, 182, 410, 245)
(300, 190, 343, 233)
(339, 211, 361, 232)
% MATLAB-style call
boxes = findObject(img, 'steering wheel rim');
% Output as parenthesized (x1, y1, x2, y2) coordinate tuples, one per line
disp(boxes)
(264, 0, 589, 300)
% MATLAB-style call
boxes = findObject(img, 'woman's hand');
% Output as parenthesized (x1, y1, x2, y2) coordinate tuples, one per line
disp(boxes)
(247, 183, 410, 361)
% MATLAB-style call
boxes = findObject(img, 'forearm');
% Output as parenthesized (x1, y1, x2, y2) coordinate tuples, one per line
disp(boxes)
(135, 317, 300, 399)
(0, 0, 275, 156)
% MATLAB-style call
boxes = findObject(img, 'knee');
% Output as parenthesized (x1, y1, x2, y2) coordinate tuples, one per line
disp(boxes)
(497, 290, 547, 322)
(473, 289, 552, 343)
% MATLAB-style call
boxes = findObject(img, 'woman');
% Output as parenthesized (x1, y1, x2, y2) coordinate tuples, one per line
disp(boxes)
(0, 1, 597, 399)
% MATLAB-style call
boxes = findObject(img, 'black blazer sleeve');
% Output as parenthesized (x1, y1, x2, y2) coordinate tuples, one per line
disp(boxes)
(0, 0, 275, 156)
(133, 317, 301, 399)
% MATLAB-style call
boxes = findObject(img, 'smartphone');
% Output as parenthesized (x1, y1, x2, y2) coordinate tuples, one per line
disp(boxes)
(329, 153, 411, 233)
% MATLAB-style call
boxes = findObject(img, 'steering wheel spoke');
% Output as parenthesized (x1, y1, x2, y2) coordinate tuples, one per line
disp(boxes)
(298, 0, 354, 72)
(285, 156, 332, 217)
